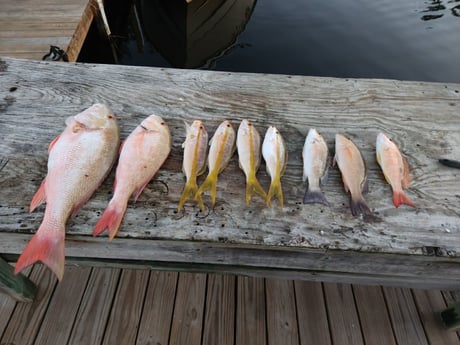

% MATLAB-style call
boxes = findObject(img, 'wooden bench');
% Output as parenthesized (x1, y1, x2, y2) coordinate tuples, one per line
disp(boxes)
(1, 56, 459, 300)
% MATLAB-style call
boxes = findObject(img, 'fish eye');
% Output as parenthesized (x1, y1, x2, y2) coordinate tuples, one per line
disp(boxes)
(161, 122, 165, 125)
(248, 123, 252, 126)
(200, 125, 204, 129)
(226, 123, 231, 127)
(107, 115, 114, 119)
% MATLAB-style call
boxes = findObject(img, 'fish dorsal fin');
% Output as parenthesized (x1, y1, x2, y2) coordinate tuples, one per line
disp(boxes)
(402, 155, 411, 188)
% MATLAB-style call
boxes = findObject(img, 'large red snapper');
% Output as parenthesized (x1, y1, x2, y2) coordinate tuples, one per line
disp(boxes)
(93, 114, 171, 239)
(14, 104, 120, 281)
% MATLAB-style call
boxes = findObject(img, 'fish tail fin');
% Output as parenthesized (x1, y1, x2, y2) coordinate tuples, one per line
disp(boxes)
(393, 190, 415, 208)
(245, 175, 266, 205)
(196, 172, 218, 208)
(303, 188, 329, 205)
(93, 200, 127, 240)
(350, 195, 373, 217)
(266, 179, 284, 208)
(179, 180, 204, 212)
(14, 224, 65, 281)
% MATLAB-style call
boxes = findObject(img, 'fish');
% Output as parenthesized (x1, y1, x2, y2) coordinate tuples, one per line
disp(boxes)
(236, 119, 267, 205)
(376, 132, 415, 208)
(195, 120, 236, 208)
(178, 120, 208, 212)
(302, 128, 329, 205)
(334, 133, 373, 217)
(93, 115, 171, 240)
(262, 126, 288, 207)
(14, 104, 120, 280)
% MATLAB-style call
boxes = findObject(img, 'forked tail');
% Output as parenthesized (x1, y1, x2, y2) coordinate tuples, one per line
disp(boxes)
(14, 224, 65, 281)
(195, 171, 218, 208)
(303, 188, 329, 206)
(178, 179, 205, 212)
(245, 175, 267, 205)
(393, 190, 415, 208)
(93, 200, 127, 240)
(266, 178, 284, 208)
(350, 195, 373, 218)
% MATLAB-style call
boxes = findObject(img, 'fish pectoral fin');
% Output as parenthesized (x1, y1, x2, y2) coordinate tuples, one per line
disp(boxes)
(402, 156, 411, 188)
(30, 178, 47, 212)
(266, 178, 283, 208)
(48, 135, 61, 152)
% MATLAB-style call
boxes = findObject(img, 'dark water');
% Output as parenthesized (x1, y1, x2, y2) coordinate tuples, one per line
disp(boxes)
(80, 0, 460, 82)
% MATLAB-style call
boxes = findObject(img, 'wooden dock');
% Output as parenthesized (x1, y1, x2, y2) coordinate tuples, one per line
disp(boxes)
(1, 264, 459, 345)
(0, 0, 93, 61)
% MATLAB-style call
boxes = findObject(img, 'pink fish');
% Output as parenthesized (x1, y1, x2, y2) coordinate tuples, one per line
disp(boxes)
(93, 115, 171, 239)
(376, 132, 415, 208)
(15, 104, 120, 280)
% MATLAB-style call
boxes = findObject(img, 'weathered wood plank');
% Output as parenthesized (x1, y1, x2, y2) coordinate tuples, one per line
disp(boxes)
(68, 267, 121, 345)
(0, 57, 460, 287)
(0, 0, 91, 61)
(33, 266, 91, 345)
(0, 256, 37, 302)
(169, 272, 207, 345)
(353, 285, 397, 345)
(323, 283, 365, 345)
(294, 281, 332, 345)
(202, 274, 235, 345)
(383, 287, 429, 345)
(235, 276, 267, 345)
(101, 269, 149, 345)
(266, 278, 299, 345)
(0, 265, 57, 345)
(413, 289, 460, 344)
(136, 271, 178, 345)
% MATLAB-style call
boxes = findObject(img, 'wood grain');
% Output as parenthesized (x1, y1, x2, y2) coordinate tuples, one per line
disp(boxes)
(33, 266, 91, 345)
(0, 57, 460, 287)
(353, 285, 397, 345)
(323, 283, 365, 345)
(294, 281, 332, 345)
(266, 278, 299, 345)
(236, 276, 267, 345)
(169, 272, 207, 345)
(102, 269, 150, 345)
(136, 271, 178, 345)
(412, 289, 460, 344)
(1, 265, 57, 345)
(383, 287, 429, 345)
(68, 267, 121, 345)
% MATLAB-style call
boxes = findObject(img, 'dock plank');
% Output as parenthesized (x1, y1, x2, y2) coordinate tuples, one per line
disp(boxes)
(68, 267, 121, 345)
(294, 281, 332, 345)
(202, 274, 235, 345)
(1, 57, 459, 288)
(169, 273, 207, 345)
(383, 287, 429, 345)
(412, 289, 460, 345)
(0, 265, 57, 345)
(323, 283, 365, 345)
(136, 271, 178, 345)
(353, 285, 397, 345)
(101, 269, 149, 345)
(33, 266, 91, 345)
(266, 278, 299, 345)
(235, 276, 267, 345)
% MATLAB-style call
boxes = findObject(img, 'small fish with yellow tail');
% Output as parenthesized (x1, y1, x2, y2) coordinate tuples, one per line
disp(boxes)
(376, 132, 415, 208)
(93, 115, 171, 240)
(15, 104, 120, 281)
(334, 133, 373, 217)
(236, 119, 267, 205)
(195, 120, 236, 208)
(262, 126, 288, 207)
(302, 128, 329, 205)
(178, 120, 208, 212)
